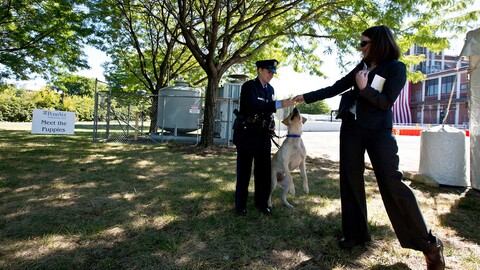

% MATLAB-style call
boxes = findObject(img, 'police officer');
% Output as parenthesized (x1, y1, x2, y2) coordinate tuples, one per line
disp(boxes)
(233, 59, 294, 216)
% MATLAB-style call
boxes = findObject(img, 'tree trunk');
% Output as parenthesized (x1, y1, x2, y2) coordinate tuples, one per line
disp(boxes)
(149, 96, 158, 134)
(199, 76, 219, 147)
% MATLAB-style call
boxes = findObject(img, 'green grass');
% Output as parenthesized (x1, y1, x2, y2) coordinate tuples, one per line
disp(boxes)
(1, 123, 479, 269)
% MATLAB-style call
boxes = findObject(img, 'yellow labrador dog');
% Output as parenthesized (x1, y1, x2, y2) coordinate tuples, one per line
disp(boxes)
(268, 107, 308, 208)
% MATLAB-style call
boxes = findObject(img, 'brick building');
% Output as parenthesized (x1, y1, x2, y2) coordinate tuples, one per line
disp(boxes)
(405, 45, 469, 127)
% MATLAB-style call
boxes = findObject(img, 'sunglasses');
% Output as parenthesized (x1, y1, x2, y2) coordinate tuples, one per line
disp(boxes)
(360, 40, 371, 47)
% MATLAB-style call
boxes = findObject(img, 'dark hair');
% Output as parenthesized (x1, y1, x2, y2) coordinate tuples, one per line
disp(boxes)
(362, 25, 401, 65)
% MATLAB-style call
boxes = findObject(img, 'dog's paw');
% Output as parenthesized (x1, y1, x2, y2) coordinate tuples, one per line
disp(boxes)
(282, 198, 294, 208)
(303, 185, 309, 194)
(289, 187, 296, 196)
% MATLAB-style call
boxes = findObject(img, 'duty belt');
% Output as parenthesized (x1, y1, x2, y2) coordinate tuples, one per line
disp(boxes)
(245, 114, 272, 129)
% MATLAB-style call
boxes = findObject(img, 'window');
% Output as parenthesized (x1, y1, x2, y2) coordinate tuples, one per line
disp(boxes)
(441, 75, 456, 94)
(414, 62, 425, 73)
(414, 45, 427, 55)
(426, 78, 439, 96)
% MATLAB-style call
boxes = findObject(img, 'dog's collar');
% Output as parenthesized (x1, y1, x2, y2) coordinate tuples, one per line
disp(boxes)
(286, 134, 301, 138)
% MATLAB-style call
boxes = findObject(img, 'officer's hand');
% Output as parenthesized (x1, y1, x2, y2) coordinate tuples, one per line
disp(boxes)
(281, 99, 295, 108)
(292, 95, 305, 104)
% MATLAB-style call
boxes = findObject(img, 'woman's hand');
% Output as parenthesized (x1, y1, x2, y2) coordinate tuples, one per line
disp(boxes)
(292, 95, 305, 104)
(356, 70, 369, 90)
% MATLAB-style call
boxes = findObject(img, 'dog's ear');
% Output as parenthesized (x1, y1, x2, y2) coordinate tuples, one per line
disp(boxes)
(301, 116, 307, 124)
(282, 117, 289, 126)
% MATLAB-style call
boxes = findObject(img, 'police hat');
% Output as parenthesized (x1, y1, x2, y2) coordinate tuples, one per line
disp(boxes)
(256, 59, 278, 73)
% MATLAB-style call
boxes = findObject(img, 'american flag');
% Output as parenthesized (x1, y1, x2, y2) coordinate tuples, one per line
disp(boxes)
(392, 82, 412, 124)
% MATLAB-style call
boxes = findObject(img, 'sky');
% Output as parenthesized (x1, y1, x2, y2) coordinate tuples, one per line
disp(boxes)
(12, 22, 476, 110)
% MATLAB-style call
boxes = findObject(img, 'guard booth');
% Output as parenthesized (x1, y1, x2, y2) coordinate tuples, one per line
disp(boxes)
(460, 27, 480, 190)
(215, 75, 247, 145)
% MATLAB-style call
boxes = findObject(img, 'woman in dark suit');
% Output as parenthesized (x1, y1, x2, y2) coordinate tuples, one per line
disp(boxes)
(293, 25, 444, 270)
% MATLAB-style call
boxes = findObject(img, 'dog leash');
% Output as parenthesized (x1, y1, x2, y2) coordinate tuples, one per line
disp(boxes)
(270, 131, 284, 149)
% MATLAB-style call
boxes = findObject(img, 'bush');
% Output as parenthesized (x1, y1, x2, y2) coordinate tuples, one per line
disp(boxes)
(0, 88, 36, 122)
(60, 95, 95, 121)
(0, 86, 95, 122)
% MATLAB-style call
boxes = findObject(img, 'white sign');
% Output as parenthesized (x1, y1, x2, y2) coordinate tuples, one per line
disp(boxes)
(189, 105, 201, 114)
(31, 109, 76, 135)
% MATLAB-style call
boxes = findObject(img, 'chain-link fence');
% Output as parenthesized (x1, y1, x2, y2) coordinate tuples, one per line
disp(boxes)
(93, 91, 154, 143)
(92, 91, 246, 145)
(92, 82, 292, 145)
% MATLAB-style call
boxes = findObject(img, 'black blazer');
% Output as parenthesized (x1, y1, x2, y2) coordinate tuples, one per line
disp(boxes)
(303, 60, 406, 129)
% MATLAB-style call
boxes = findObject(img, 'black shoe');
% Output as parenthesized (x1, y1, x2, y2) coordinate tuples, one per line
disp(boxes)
(257, 207, 272, 216)
(236, 208, 247, 216)
(339, 237, 369, 249)
(424, 237, 445, 270)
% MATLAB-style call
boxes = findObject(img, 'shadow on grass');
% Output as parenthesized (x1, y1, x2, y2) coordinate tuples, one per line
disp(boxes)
(1, 129, 476, 269)
(440, 188, 480, 243)
(408, 180, 480, 244)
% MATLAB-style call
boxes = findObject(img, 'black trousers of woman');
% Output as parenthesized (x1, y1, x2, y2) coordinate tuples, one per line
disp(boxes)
(339, 116, 435, 253)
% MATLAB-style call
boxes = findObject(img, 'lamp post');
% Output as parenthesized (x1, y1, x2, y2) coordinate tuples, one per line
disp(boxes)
(439, 108, 444, 125)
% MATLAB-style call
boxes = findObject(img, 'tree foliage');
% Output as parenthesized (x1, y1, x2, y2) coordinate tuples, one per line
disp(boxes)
(87, 0, 203, 94)
(158, 0, 346, 146)
(50, 74, 107, 97)
(87, 0, 208, 133)
(0, 0, 94, 80)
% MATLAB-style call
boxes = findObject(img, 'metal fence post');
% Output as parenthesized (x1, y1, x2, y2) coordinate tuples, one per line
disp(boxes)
(105, 88, 112, 140)
(93, 79, 99, 143)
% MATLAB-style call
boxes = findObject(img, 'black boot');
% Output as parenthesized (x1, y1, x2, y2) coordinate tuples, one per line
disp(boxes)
(424, 232, 445, 270)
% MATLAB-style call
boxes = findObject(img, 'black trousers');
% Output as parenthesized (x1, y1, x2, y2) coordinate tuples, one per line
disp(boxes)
(235, 145, 271, 210)
(339, 117, 433, 252)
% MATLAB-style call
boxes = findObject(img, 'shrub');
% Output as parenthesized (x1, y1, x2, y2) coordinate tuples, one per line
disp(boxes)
(0, 89, 36, 122)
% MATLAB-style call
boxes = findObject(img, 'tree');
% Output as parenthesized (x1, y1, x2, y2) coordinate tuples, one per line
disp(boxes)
(88, 0, 204, 133)
(157, 0, 479, 147)
(0, 0, 94, 80)
(51, 74, 102, 97)
(158, 1, 328, 147)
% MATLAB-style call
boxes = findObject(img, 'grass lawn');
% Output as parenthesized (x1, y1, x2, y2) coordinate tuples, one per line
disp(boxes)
(1, 123, 479, 269)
